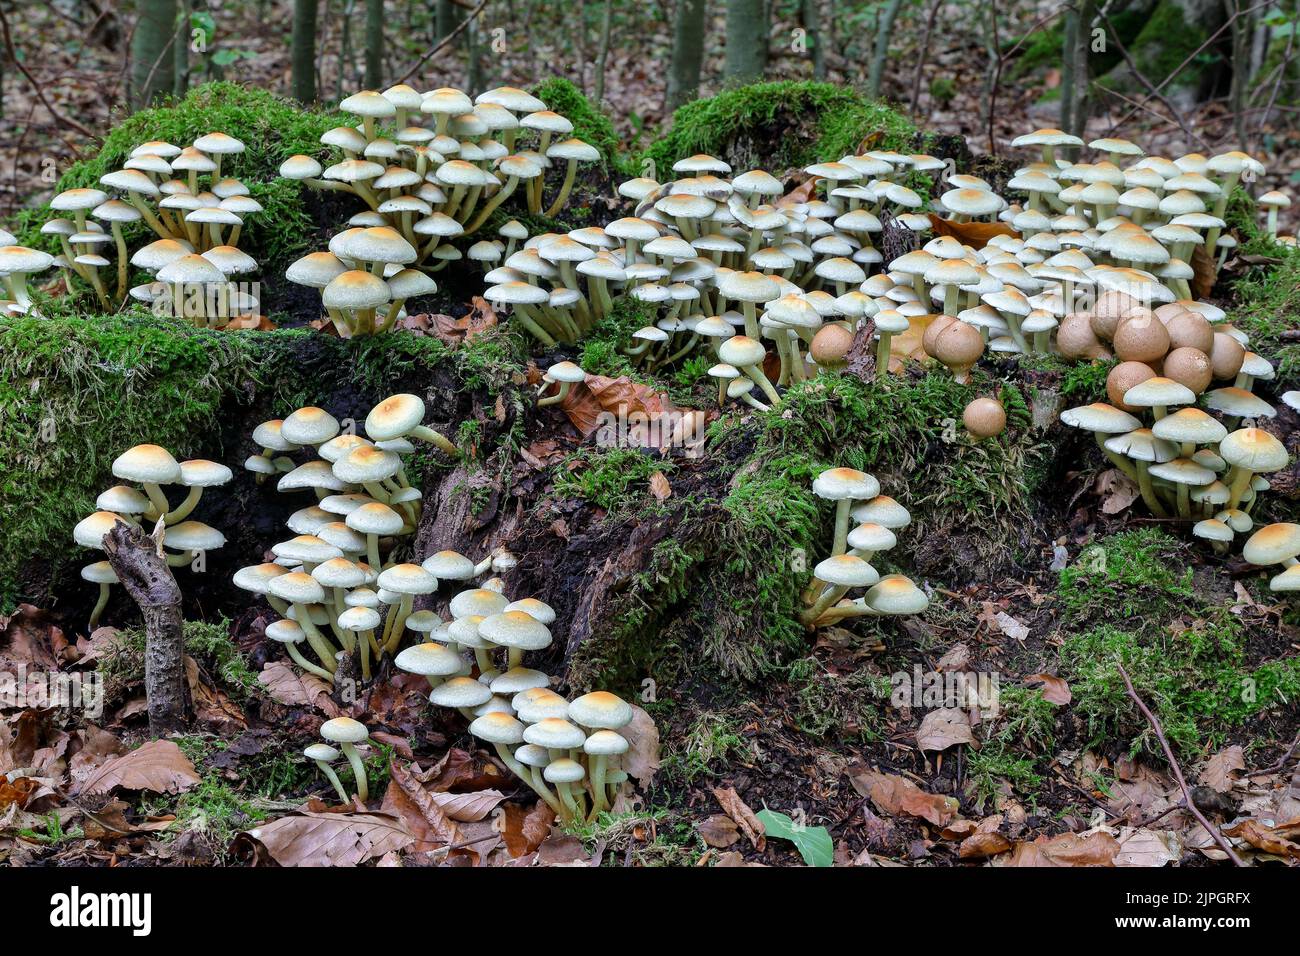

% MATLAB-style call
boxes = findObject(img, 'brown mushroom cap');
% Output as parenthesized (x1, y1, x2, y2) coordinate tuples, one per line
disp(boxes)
(810, 323, 856, 367)
(929, 320, 984, 368)
(963, 398, 1007, 439)
(1165, 311, 1214, 353)
(1208, 332, 1246, 381)
(921, 314, 957, 356)
(1057, 311, 1111, 360)
(1106, 361, 1157, 411)
(1112, 311, 1170, 363)
(1162, 346, 1213, 394)
(1090, 290, 1140, 340)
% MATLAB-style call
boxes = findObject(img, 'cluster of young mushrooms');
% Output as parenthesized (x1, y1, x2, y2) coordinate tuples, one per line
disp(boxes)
(281, 84, 599, 336)
(73, 444, 231, 630)
(32, 133, 263, 322)
(800, 467, 929, 628)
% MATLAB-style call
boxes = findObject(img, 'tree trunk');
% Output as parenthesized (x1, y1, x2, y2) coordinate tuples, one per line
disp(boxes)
(1067, 0, 1095, 140)
(364, 0, 384, 89)
(594, 0, 614, 104)
(131, 0, 178, 109)
(803, 0, 826, 80)
(667, 0, 707, 111)
(1059, 6, 1077, 131)
(174, 0, 190, 97)
(724, 0, 768, 86)
(867, 0, 904, 97)
(103, 521, 189, 737)
(292, 0, 319, 102)
(436, 0, 458, 40)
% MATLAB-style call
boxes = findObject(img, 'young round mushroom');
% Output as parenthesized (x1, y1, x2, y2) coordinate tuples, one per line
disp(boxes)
(963, 397, 1007, 439)
(319, 716, 371, 803)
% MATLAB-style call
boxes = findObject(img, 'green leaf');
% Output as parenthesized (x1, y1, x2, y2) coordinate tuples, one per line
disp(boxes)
(755, 809, 834, 867)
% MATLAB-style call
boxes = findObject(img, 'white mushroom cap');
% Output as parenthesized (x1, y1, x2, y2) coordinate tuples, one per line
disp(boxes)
(523, 717, 587, 749)
(394, 642, 464, 677)
(320, 716, 370, 744)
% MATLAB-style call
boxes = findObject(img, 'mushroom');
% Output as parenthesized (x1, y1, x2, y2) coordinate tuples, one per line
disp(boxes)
(304, 744, 350, 803)
(319, 717, 371, 804)
(1219, 428, 1289, 511)
(537, 361, 585, 407)
(813, 467, 880, 557)
(569, 691, 633, 818)
(80, 561, 119, 632)
(963, 397, 1006, 439)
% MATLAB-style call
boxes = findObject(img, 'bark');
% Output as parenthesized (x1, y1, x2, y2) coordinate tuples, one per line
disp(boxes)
(867, 0, 904, 97)
(130, 0, 177, 109)
(292, 0, 319, 102)
(666, 0, 706, 111)
(364, 0, 384, 89)
(803, 0, 826, 80)
(724, 0, 769, 85)
(174, 0, 190, 97)
(436, 0, 459, 40)
(103, 520, 189, 737)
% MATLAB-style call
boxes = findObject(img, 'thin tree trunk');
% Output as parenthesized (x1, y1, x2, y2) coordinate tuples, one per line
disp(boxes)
(725, 0, 769, 85)
(803, 0, 826, 80)
(465, 13, 481, 94)
(867, 0, 904, 97)
(103, 521, 189, 737)
(666, 0, 706, 111)
(436, 0, 458, 39)
(174, 0, 190, 97)
(292, 0, 319, 102)
(594, 0, 614, 104)
(364, 0, 384, 89)
(1060, 6, 1077, 131)
(908, 0, 943, 116)
(1068, 0, 1095, 140)
(131, 0, 178, 108)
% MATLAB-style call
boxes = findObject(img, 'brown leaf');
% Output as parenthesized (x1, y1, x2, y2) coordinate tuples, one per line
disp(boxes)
(851, 769, 960, 827)
(1190, 243, 1216, 299)
(927, 214, 1020, 249)
(0, 604, 68, 671)
(1001, 830, 1119, 866)
(381, 758, 463, 852)
(712, 786, 765, 849)
(560, 375, 692, 448)
(648, 470, 672, 502)
(1222, 818, 1300, 858)
(242, 811, 413, 866)
(617, 704, 660, 789)
(427, 296, 499, 344)
(218, 313, 277, 331)
(1026, 673, 1073, 706)
(257, 661, 339, 716)
(427, 789, 508, 822)
(697, 814, 741, 848)
(916, 708, 973, 752)
(78, 740, 200, 796)
(1199, 745, 1245, 794)
(959, 831, 1013, 859)
(1113, 827, 1182, 867)
(500, 800, 555, 857)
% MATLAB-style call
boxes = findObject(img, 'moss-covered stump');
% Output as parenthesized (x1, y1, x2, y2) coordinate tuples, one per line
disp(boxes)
(642, 81, 918, 177)
(0, 312, 526, 616)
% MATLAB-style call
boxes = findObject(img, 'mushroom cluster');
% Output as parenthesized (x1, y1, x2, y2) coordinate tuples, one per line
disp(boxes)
(800, 466, 929, 627)
(1061, 364, 1287, 550)
(234, 394, 473, 682)
(0, 228, 55, 316)
(72, 444, 231, 631)
(483, 149, 947, 393)
(279, 85, 599, 336)
(43, 133, 262, 320)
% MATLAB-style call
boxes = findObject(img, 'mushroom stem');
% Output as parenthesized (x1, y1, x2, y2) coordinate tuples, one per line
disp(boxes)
(164, 486, 204, 524)
(464, 175, 520, 234)
(287, 642, 335, 681)
(1226, 465, 1255, 510)
(313, 760, 350, 803)
(544, 160, 580, 218)
(537, 381, 572, 408)
(294, 604, 340, 673)
(339, 741, 369, 804)
(110, 223, 129, 304)
(142, 482, 171, 520)
(554, 781, 582, 824)
(587, 754, 610, 820)
(831, 498, 852, 556)
(88, 582, 111, 632)
(742, 363, 782, 406)
(384, 593, 414, 654)
(875, 331, 893, 381)
(492, 743, 562, 814)
(410, 424, 458, 456)
(801, 584, 850, 625)
(1135, 461, 1169, 518)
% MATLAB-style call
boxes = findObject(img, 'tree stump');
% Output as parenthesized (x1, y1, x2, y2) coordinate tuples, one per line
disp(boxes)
(103, 519, 189, 736)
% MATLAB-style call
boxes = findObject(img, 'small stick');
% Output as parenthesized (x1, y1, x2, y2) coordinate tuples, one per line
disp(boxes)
(1116, 663, 1244, 866)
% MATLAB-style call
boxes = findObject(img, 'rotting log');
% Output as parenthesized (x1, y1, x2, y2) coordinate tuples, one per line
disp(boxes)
(103, 519, 190, 736)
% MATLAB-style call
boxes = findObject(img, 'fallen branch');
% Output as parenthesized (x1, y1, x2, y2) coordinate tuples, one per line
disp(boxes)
(1116, 662, 1244, 865)
(103, 518, 189, 736)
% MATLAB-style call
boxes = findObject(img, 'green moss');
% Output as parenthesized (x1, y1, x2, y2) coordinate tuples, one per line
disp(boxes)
(532, 77, 628, 175)
(1129, 4, 1211, 86)
(1057, 528, 1195, 629)
(643, 81, 916, 178)
(966, 686, 1056, 809)
(660, 711, 755, 785)
(553, 447, 675, 513)
(100, 618, 257, 701)
(785, 655, 888, 740)
(11, 82, 340, 269)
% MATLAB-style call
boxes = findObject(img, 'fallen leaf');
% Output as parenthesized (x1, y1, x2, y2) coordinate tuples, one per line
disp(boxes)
(427, 789, 508, 822)
(1222, 818, 1300, 858)
(850, 769, 960, 827)
(218, 313, 277, 331)
(648, 470, 672, 501)
(1113, 827, 1182, 867)
(999, 830, 1119, 867)
(1200, 746, 1246, 794)
(241, 811, 413, 866)
(78, 740, 200, 796)
(993, 611, 1029, 642)
(381, 758, 463, 852)
(916, 708, 973, 752)
(257, 661, 339, 716)
(500, 800, 554, 857)
(1095, 467, 1140, 515)
(620, 704, 660, 787)
(713, 787, 765, 850)
(697, 814, 740, 848)
(1026, 673, 1072, 706)
(959, 831, 1013, 859)
(927, 214, 1020, 248)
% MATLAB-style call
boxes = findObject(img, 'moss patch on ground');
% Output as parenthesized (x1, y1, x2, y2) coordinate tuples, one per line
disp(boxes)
(642, 81, 916, 176)
(1056, 529, 1300, 757)
(10, 82, 340, 273)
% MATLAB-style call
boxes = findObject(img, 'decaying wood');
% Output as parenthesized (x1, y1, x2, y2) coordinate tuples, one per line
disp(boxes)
(103, 519, 190, 736)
